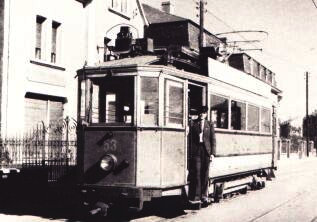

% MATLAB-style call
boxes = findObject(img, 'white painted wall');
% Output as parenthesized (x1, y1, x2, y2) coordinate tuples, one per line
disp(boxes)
(91, 0, 145, 64)
(208, 58, 272, 100)
(1, 0, 146, 136)
(2, 0, 86, 137)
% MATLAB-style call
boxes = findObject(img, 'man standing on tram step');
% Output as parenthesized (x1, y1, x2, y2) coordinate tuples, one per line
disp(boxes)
(189, 105, 216, 209)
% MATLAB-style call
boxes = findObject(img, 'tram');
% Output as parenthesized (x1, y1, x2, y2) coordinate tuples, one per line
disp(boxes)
(76, 53, 281, 215)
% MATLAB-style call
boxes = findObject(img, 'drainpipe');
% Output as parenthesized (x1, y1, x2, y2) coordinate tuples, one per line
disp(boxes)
(5, 0, 11, 138)
(0, 1, 5, 139)
(1, 0, 11, 139)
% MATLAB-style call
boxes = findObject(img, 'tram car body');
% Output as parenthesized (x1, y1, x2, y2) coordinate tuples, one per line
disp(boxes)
(76, 55, 281, 213)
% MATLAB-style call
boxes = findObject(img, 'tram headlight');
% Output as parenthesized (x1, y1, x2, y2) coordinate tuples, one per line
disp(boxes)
(100, 154, 117, 171)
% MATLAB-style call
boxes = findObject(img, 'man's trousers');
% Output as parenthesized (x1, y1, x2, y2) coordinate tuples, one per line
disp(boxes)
(189, 143, 210, 201)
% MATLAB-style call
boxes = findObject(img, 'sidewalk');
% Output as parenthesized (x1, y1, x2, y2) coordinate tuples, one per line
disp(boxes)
(277, 152, 317, 167)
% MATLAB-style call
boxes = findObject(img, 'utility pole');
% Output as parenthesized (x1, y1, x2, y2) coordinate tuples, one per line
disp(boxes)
(306, 71, 309, 157)
(199, 0, 205, 49)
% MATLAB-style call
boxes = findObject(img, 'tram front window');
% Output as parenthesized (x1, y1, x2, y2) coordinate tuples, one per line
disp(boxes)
(140, 77, 159, 126)
(164, 80, 184, 127)
(91, 77, 134, 125)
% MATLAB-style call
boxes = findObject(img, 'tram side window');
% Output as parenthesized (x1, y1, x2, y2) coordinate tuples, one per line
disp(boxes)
(231, 100, 246, 130)
(247, 104, 260, 132)
(140, 77, 158, 126)
(210, 95, 228, 129)
(164, 80, 184, 127)
(261, 108, 271, 133)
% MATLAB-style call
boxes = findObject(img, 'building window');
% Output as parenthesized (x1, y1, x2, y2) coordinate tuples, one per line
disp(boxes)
(35, 15, 46, 60)
(51, 21, 61, 63)
(140, 77, 159, 126)
(231, 100, 246, 130)
(24, 93, 64, 139)
(210, 94, 228, 129)
(111, 0, 128, 14)
(247, 104, 260, 132)
(261, 108, 271, 133)
(164, 79, 184, 127)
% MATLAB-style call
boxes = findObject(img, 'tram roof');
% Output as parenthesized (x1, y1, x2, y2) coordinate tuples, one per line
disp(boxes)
(94, 55, 160, 68)
(78, 56, 282, 96)
(77, 55, 210, 83)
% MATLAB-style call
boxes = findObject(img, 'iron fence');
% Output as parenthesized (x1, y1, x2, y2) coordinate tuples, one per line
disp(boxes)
(0, 116, 77, 182)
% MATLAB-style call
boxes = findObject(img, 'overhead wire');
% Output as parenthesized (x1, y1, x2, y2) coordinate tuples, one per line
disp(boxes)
(204, 7, 317, 77)
(311, 0, 317, 8)
(205, 9, 263, 52)
(197, 1, 317, 80)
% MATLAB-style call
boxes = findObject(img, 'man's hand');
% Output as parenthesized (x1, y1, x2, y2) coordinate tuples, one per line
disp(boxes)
(210, 154, 214, 162)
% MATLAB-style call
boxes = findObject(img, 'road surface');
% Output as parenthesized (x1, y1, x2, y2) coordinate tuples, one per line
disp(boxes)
(0, 156, 316, 222)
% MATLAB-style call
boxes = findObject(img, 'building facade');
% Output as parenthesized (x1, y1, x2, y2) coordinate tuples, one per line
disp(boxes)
(0, 0, 146, 137)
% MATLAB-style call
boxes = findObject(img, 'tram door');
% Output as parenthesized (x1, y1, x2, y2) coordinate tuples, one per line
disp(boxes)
(187, 83, 206, 175)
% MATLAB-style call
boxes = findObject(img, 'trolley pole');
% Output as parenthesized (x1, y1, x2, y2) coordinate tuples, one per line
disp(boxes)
(306, 71, 309, 157)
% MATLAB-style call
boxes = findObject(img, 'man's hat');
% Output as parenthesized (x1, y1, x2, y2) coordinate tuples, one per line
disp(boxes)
(198, 106, 208, 114)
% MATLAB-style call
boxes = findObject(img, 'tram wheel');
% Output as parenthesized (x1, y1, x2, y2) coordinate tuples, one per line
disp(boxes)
(214, 183, 224, 203)
(241, 186, 248, 194)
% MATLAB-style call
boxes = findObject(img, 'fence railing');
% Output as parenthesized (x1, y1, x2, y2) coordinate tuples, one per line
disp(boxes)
(0, 117, 77, 182)
(278, 138, 315, 160)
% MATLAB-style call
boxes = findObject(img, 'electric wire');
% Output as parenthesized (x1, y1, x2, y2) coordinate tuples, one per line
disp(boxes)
(312, 0, 317, 8)
(205, 9, 263, 52)
(205, 8, 317, 76)
(201, 2, 317, 79)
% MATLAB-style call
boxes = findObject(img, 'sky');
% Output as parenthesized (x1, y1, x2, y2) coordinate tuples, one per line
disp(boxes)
(143, 0, 317, 126)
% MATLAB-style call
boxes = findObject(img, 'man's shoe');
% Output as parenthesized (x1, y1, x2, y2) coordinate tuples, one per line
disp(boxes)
(201, 201, 208, 208)
(188, 200, 202, 210)
(201, 198, 211, 208)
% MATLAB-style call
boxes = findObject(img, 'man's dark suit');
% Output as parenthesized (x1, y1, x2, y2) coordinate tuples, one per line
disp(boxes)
(189, 117, 216, 202)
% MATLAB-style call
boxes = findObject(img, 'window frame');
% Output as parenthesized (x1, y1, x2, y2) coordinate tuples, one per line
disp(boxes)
(209, 93, 230, 130)
(260, 107, 271, 133)
(32, 16, 65, 70)
(24, 93, 65, 139)
(136, 73, 186, 129)
(139, 76, 159, 126)
(164, 78, 185, 128)
(109, 0, 130, 18)
(209, 92, 272, 135)
(51, 20, 61, 64)
(35, 15, 46, 60)
(80, 75, 136, 126)
(230, 99, 247, 131)
(247, 103, 260, 132)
